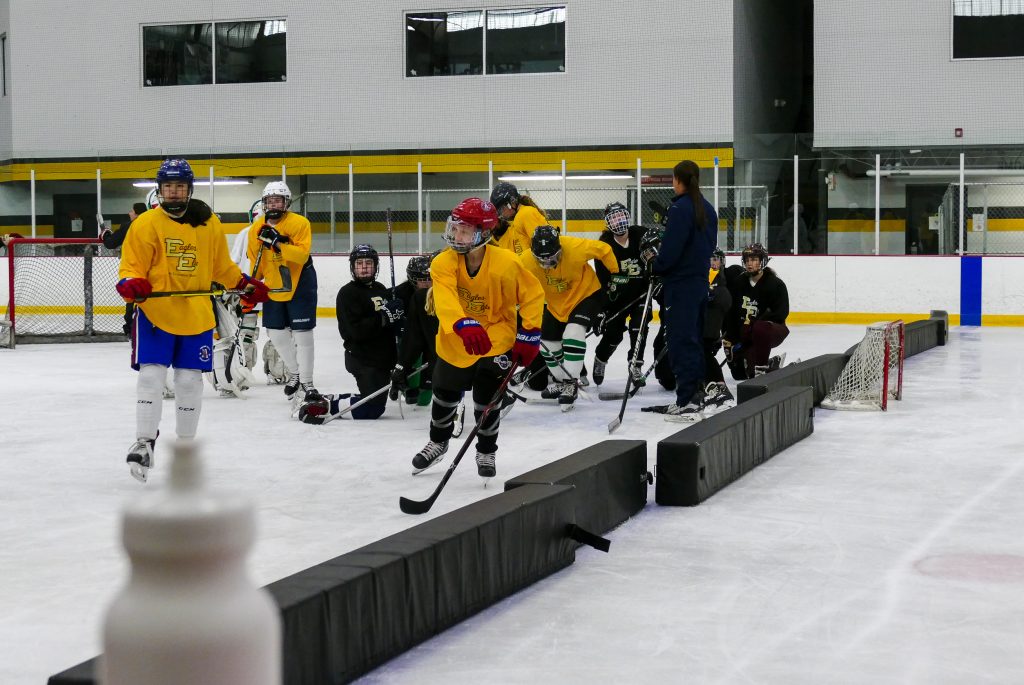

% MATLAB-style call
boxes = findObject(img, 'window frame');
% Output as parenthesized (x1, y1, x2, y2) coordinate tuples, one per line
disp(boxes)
(140, 17, 288, 88)
(2, 33, 8, 97)
(403, 5, 567, 80)
(950, 0, 1024, 61)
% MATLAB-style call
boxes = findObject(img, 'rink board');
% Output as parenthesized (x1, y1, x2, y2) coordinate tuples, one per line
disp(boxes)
(655, 386, 815, 507)
(48, 484, 577, 685)
(505, 439, 650, 539)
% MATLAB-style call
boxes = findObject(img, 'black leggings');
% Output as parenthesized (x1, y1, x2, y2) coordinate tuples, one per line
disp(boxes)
(430, 354, 509, 453)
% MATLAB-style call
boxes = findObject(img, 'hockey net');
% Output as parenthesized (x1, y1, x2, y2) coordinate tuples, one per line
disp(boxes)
(1, 238, 125, 348)
(821, 320, 904, 411)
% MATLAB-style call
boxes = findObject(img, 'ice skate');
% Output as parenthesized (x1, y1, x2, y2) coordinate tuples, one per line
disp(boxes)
(412, 440, 449, 474)
(558, 379, 579, 412)
(475, 450, 496, 480)
(126, 437, 156, 483)
(701, 382, 735, 416)
(663, 389, 705, 423)
(592, 358, 607, 386)
(283, 373, 301, 400)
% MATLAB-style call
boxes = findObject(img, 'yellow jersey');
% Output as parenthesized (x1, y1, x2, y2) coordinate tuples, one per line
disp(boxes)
(246, 211, 312, 302)
(520, 235, 618, 322)
(431, 245, 544, 368)
(492, 203, 546, 255)
(119, 206, 241, 335)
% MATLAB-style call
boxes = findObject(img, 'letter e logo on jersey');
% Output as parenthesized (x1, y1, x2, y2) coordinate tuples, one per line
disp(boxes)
(457, 287, 490, 315)
(165, 238, 198, 272)
(741, 296, 759, 325)
(545, 275, 569, 293)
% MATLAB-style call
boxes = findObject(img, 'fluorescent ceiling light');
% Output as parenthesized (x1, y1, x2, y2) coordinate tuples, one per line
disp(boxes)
(497, 174, 634, 182)
(133, 179, 252, 188)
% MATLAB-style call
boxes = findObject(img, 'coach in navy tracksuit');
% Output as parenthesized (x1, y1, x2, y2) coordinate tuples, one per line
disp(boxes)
(650, 160, 717, 411)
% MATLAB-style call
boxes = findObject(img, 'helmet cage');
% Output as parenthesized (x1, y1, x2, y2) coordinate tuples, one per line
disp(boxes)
(605, 207, 630, 235)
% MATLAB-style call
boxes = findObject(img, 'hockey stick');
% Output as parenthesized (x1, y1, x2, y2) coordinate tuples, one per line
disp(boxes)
(597, 344, 668, 400)
(146, 287, 247, 299)
(399, 364, 519, 515)
(608, 277, 656, 433)
(538, 340, 591, 402)
(306, 362, 429, 424)
(250, 239, 294, 294)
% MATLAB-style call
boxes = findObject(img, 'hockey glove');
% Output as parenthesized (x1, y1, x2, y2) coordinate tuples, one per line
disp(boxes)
(236, 274, 270, 305)
(116, 277, 153, 302)
(453, 318, 492, 356)
(380, 298, 405, 325)
(648, 200, 670, 228)
(592, 311, 608, 337)
(388, 364, 409, 401)
(258, 225, 289, 253)
(511, 327, 541, 367)
(639, 240, 660, 268)
(722, 339, 734, 362)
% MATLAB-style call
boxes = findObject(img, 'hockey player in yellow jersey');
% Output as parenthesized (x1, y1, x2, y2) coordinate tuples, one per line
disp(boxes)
(116, 158, 269, 482)
(488, 181, 547, 255)
(520, 226, 619, 410)
(246, 181, 320, 405)
(411, 198, 544, 480)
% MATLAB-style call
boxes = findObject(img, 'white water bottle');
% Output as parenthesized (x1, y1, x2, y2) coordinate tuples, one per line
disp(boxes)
(101, 440, 281, 685)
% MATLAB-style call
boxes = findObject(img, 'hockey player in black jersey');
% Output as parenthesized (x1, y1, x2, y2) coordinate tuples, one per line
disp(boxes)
(389, 254, 435, 406)
(722, 243, 789, 379)
(298, 244, 402, 422)
(592, 202, 652, 387)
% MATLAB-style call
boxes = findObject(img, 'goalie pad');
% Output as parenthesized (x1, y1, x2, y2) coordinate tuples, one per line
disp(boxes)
(238, 311, 259, 370)
(263, 338, 288, 384)
(204, 295, 255, 397)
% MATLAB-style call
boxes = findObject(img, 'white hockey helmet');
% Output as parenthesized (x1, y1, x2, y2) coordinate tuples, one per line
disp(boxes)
(261, 181, 292, 219)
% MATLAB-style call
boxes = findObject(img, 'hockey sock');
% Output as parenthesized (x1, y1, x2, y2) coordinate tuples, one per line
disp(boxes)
(266, 327, 298, 377)
(540, 338, 568, 381)
(136, 364, 166, 440)
(562, 323, 588, 380)
(293, 328, 315, 385)
(473, 386, 501, 453)
(173, 368, 203, 438)
(429, 389, 461, 443)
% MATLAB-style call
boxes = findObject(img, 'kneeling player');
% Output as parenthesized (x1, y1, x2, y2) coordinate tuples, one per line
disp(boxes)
(412, 198, 544, 478)
(723, 243, 789, 379)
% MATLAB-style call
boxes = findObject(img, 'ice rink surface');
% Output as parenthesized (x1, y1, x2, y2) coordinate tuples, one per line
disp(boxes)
(2, 323, 1023, 684)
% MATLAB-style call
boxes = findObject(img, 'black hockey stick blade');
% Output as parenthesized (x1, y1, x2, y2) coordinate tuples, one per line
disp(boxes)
(598, 387, 640, 401)
(272, 265, 293, 293)
(566, 524, 611, 553)
(400, 364, 518, 515)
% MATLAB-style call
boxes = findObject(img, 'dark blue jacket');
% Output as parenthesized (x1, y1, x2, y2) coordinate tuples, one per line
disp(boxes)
(653, 193, 717, 282)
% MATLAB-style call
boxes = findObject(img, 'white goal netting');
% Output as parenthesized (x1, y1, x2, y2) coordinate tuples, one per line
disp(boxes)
(2, 238, 124, 348)
(821, 320, 904, 411)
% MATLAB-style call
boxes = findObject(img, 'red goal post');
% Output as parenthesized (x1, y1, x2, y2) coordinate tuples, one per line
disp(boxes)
(1, 237, 126, 348)
(821, 320, 904, 411)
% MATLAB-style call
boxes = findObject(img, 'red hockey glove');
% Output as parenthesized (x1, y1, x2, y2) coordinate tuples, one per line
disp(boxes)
(116, 278, 152, 302)
(236, 274, 270, 305)
(453, 318, 492, 356)
(511, 327, 540, 367)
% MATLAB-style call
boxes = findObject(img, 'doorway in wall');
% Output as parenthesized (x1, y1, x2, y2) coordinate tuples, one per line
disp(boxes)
(905, 185, 945, 255)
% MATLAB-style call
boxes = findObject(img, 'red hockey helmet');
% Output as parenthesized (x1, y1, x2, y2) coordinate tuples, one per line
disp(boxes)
(445, 198, 499, 253)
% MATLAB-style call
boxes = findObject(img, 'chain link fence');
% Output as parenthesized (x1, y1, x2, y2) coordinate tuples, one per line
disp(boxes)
(296, 183, 769, 254)
(940, 182, 1024, 254)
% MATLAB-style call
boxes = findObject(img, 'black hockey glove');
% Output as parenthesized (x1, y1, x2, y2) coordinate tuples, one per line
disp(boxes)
(258, 225, 289, 253)
(380, 298, 405, 325)
(389, 364, 409, 401)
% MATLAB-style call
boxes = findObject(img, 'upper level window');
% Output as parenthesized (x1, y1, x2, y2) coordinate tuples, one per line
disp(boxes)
(486, 7, 565, 74)
(953, 0, 1024, 59)
(143, 19, 286, 86)
(143, 23, 213, 86)
(406, 11, 483, 76)
(215, 20, 287, 83)
(406, 6, 565, 77)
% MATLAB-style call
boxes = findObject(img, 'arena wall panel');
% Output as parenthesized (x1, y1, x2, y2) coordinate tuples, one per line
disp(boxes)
(655, 386, 814, 507)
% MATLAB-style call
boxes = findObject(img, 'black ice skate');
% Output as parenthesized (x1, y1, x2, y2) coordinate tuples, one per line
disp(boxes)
(592, 358, 607, 386)
(283, 373, 301, 400)
(558, 379, 579, 412)
(701, 382, 735, 416)
(475, 451, 496, 479)
(412, 440, 449, 474)
(629, 361, 647, 388)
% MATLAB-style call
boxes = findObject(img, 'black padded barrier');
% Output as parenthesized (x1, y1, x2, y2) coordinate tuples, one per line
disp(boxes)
(736, 353, 849, 406)
(904, 318, 943, 358)
(505, 439, 649, 537)
(655, 386, 814, 507)
(49, 483, 577, 685)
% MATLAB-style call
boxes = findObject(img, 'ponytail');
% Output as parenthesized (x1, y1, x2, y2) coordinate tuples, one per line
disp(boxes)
(517, 194, 548, 220)
(673, 160, 706, 229)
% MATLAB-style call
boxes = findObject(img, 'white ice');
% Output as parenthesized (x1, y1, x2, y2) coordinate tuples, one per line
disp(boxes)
(2, 324, 1023, 684)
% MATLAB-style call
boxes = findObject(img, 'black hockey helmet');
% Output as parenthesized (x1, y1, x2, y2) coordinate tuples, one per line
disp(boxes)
(406, 254, 432, 285)
(489, 181, 520, 214)
(711, 247, 726, 267)
(531, 225, 561, 269)
(741, 243, 769, 273)
(350, 243, 379, 282)
(603, 202, 631, 235)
